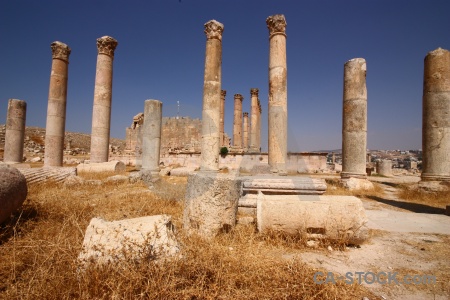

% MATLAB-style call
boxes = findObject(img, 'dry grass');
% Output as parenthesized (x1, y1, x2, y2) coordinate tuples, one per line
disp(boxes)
(397, 185, 450, 210)
(324, 178, 385, 198)
(0, 173, 376, 299)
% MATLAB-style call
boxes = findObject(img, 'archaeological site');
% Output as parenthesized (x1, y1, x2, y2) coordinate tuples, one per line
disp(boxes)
(1, 10, 449, 300)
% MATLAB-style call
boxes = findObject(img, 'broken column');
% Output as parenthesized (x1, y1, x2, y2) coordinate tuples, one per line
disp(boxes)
(420, 48, 450, 186)
(243, 112, 249, 151)
(232, 94, 243, 150)
(141, 100, 162, 175)
(90, 36, 118, 163)
(44, 41, 71, 167)
(200, 20, 223, 172)
(267, 14, 287, 174)
(4, 99, 27, 163)
(220, 90, 226, 147)
(184, 173, 242, 238)
(249, 88, 259, 152)
(341, 58, 368, 181)
(376, 160, 392, 177)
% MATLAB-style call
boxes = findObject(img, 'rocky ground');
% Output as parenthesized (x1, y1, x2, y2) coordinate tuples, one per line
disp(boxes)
(0, 125, 126, 164)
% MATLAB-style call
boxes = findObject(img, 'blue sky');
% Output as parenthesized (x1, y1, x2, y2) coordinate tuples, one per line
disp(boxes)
(1, 0, 449, 151)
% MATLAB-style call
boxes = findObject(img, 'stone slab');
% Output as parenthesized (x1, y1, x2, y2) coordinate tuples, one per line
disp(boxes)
(241, 176, 327, 195)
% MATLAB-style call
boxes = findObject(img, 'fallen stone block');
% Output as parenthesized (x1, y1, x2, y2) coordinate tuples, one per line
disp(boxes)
(341, 177, 374, 190)
(105, 175, 129, 184)
(184, 173, 242, 238)
(0, 165, 28, 224)
(18, 167, 77, 185)
(77, 160, 125, 173)
(78, 215, 179, 265)
(241, 176, 327, 195)
(170, 167, 197, 177)
(257, 195, 369, 245)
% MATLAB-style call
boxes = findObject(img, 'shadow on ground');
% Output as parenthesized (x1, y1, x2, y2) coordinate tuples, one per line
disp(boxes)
(367, 195, 445, 214)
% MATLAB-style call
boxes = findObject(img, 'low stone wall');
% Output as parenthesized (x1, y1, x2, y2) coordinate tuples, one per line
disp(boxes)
(110, 152, 328, 174)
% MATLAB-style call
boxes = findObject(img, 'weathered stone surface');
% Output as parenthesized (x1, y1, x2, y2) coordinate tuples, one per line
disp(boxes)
(18, 167, 76, 185)
(159, 167, 172, 176)
(105, 175, 129, 183)
(341, 58, 368, 180)
(250, 164, 271, 175)
(90, 36, 118, 163)
(77, 160, 125, 173)
(257, 195, 369, 245)
(141, 100, 162, 173)
(220, 90, 227, 147)
(4, 99, 27, 163)
(421, 48, 450, 183)
(376, 160, 392, 177)
(0, 166, 28, 224)
(78, 215, 179, 265)
(241, 176, 327, 195)
(243, 112, 249, 150)
(184, 173, 242, 238)
(170, 167, 197, 177)
(249, 88, 259, 152)
(44, 41, 70, 167)
(267, 14, 287, 174)
(341, 177, 374, 190)
(232, 94, 244, 150)
(200, 20, 223, 172)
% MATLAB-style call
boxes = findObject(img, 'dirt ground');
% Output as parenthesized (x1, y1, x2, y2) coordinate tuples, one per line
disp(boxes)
(297, 174, 450, 299)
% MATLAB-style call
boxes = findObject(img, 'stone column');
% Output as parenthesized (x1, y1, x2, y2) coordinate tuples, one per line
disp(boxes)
(232, 94, 243, 149)
(376, 160, 392, 177)
(200, 20, 223, 172)
(90, 36, 118, 163)
(243, 112, 249, 151)
(4, 99, 27, 163)
(44, 41, 71, 167)
(141, 100, 163, 174)
(267, 14, 287, 174)
(257, 100, 262, 152)
(341, 58, 368, 180)
(219, 90, 226, 147)
(249, 88, 259, 152)
(421, 48, 450, 184)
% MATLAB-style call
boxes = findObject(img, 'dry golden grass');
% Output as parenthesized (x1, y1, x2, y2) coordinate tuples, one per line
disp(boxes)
(0, 173, 375, 299)
(324, 178, 385, 198)
(397, 185, 450, 210)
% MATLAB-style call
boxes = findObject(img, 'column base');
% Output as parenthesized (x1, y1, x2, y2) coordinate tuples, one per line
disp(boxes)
(340, 172, 367, 180)
(418, 180, 450, 192)
(420, 173, 450, 182)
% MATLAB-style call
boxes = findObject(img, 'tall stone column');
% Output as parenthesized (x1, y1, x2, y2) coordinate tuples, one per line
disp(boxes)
(267, 14, 287, 174)
(141, 100, 163, 174)
(232, 94, 243, 149)
(341, 58, 368, 180)
(90, 36, 118, 163)
(4, 99, 27, 163)
(200, 20, 223, 171)
(219, 90, 226, 147)
(257, 100, 262, 152)
(44, 41, 71, 167)
(243, 112, 249, 151)
(249, 88, 259, 152)
(421, 48, 450, 184)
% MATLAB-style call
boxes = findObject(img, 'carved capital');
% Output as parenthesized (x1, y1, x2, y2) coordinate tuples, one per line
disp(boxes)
(234, 94, 243, 101)
(97, 36, 118, 57)
(221, 90, 227, 98)
(51, 41, 71, 62)
(204, 20, 224, 41)
(250, 88, 259, 97)
(243, 112, 249, 117)
(266, 14, 286, 37)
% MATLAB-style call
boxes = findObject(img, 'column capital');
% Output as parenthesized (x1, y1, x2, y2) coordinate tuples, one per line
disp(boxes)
(234, 94, 243, 101)
(97, 36, 118, 57)
(221, 90, 227, 97)
(204, 20, 224, 41)
(243, 112, 249, 117)
(250, 88, 259, 97)
(266, 14, 287, 37)
(51, 41, 71, 62)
